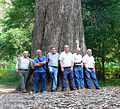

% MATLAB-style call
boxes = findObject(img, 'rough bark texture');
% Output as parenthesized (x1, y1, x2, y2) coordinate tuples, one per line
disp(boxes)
(31, 0, 86, 57)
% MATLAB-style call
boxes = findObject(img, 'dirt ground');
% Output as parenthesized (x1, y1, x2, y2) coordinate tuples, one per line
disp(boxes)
(0, 86, 120, 109)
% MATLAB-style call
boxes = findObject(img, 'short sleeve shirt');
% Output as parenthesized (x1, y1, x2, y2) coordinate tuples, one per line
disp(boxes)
(16, 56, 30, 70)
(47, 52, 59, 67)
(34, 56, 47, 73)
(59, 51, 74, 67)
(73, 53, 83, 66)
(83, 54, 95, 68)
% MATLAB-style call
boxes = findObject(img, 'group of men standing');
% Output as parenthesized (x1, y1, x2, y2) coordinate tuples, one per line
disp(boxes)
(16, 45, 100, 93)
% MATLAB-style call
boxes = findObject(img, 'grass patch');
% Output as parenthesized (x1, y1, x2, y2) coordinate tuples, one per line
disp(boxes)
(0, 73, 19, 86)
(99, 79, 120, 87)
(0, 60, 19, 86)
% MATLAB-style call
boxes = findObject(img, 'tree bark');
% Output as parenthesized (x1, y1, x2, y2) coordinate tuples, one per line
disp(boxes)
(31, 0, 86, 57)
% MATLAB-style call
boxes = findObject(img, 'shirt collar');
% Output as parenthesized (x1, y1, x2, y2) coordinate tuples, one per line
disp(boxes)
(87, 54, 92, 57)
(64, 51, 69, 54)
(37, 56, 42, 58)
(23, 56, 27, 59)
(75, 52, 80, 55)
(51, 52, 56, 55)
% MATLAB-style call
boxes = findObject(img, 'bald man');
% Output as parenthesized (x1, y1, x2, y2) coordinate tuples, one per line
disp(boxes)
(73, 48, 84, 90)
(59, 45, 75, 91)
(32, 50, 47, 93)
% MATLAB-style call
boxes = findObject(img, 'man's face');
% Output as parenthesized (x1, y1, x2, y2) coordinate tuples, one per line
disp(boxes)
(64, 47, 69, 52)
(37, 51, 41, 57)
(23, 53, 28, 58)
(87, 51, 92, 56)
(51, 48, 56, 54)
(76, 49, 80, 54)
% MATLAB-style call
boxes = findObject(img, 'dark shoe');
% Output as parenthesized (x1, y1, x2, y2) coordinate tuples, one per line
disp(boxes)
(96, 87, 100, 90)
(70, 88, 76, 91)
(52, 90, 57, 92)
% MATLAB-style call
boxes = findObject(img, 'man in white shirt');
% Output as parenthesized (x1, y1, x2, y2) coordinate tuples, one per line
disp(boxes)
(83, 49, 100, 89)
(59, 45, 75, 91)
(73, 48, 84, 90)
(16, 51, 30, 93)
(47, 47, 59, 91)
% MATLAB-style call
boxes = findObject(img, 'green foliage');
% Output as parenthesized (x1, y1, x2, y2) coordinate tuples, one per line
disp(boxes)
(82, 0, 120, 58)
(1, 0, 35, 32)
(99, 79, 120, 87)
(0, 28, 32, 59)
(82, 0, 120, 81)
(0, 59, 19, 86)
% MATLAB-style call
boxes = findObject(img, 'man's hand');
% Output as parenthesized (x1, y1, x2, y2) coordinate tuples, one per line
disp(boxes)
(70, 66, 73, 71)
(61, 67, 64, 72)
(93, 68, 95, 73)
(87, 68, 91, 72)
(16, 69, 18, 74)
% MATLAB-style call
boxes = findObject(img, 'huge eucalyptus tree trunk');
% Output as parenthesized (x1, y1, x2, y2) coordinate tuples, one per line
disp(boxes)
(31, 0, 86, 57)
(17, 0, 89, 91)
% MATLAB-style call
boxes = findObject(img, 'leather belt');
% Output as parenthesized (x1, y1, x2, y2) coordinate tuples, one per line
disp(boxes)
(20, 69, 28, 71)
(51, 66, 58, 68)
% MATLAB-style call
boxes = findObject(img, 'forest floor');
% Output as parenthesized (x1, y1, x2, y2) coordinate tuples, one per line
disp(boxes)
(0, 86, 120, 109)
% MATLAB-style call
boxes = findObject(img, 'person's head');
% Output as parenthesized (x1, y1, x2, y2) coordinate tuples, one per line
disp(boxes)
(50, 47, 56, 54)
(75, 47, 81, 54)
(36, 49, 42, 57)
(87, 49, 92, 56)
(64, 45, 69, 53)
(23, 51, 28, 58)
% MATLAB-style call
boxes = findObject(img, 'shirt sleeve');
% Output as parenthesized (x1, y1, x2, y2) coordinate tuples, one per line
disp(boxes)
(83, 56, 87, 63)
(59, 53, 63, 61)
(93, 57, 95, 64)
(72, 54, 75, 62)
(34, 58, 38, 64)
(58, 53, 60, 59)
(16, 61, 19, 69)
(71, 54, 74, 62)
(43, 56, 47, 62)
(47, 54, 49, 62)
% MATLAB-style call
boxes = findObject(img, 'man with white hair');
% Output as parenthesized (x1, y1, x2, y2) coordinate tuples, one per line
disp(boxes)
(73, 48, 84, 90)
(59, 45, 75, 91)
(16, 51, 30, 93)
(83, 49, 100, 89)
(32, 49, 47, 93)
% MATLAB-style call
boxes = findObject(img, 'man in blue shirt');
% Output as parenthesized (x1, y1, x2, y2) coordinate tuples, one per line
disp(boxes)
(33, 50, 47, 93)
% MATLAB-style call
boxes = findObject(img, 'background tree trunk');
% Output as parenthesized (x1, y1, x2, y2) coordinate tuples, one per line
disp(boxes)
(17, 0, 94, 91)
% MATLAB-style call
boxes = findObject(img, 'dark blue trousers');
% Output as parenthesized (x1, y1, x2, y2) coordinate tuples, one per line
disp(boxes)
(62, 67, 75, 90)
(33, 72, 46, 92)
(74, 65, 84, 89)
(85, 68, 100, 89)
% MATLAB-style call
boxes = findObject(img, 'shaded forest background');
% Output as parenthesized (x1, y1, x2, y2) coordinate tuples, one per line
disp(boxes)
(0, 0, 120, 86)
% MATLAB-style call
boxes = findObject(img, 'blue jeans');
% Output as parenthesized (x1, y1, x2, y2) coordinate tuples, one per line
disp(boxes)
(62, 67, 75, 90)
(33, 72, 46, 92)
(85, 68, 100, 89)
(48, 66, 58, 90)
(74, 65, 84, 89)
